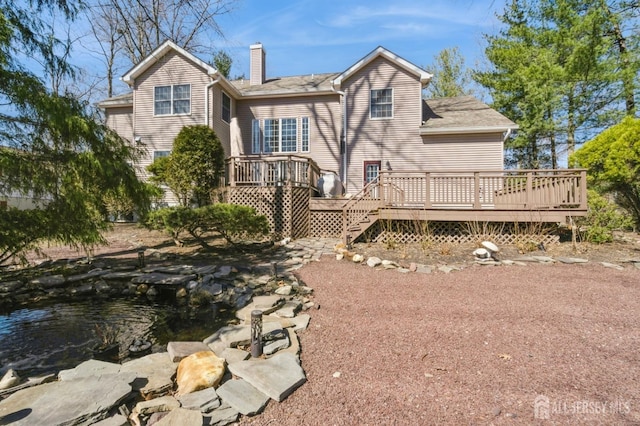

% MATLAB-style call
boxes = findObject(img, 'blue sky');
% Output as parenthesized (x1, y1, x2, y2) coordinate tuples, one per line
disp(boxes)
(214, 0, 507, 79)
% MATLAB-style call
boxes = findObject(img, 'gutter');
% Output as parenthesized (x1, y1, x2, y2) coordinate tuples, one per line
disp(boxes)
(419, 125, 519, 136)
(331, 81, 348, 191)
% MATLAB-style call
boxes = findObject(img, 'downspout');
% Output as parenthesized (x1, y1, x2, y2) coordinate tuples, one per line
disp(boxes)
(502, 128, 513, 170)
(331, 82, 347, 191)
(205, 76, 221, 127)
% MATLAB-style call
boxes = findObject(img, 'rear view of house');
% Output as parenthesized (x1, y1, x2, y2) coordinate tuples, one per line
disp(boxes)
(100, 41, 587, 241)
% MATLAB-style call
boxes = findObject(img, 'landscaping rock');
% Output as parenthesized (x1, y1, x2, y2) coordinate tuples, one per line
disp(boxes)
(155, 407, 203, 425)
(274, 300, 302, 318)
(132, 273, 197, 286)
(177, 387, 221, 412)
(220, 348, 250, 365)
(0, 369, 20, 390)
(167, 341, 210, 362)
(217, 379, 270, 416)
(228, 352, 306, 402)
(366, 256, 382, 267)
(601, 262, 624, 270)
(0, 373, 133, 425)
(204, 402, 239, 426)
(30, 274, 66, 289)
(274, 285, 292, 296)
(555, 257, 589, 264)
(92, 414, 129, 426)
(132, 395, 180, 417)
(58, 359, 121, 381)
(206, 322, 282, 348)
(120, 352, 177, 399)
(176, 351, 226, 396)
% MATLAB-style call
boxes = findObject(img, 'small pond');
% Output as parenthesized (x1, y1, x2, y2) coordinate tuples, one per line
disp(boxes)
(0, 299, 236, 378)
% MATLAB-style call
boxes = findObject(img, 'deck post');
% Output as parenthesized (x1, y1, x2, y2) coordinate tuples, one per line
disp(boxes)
(424, 172, 432, 209)
(473, 172, 481, 209)
(525, 171, 533, 208)
(379, 172, 385, 202)
(228, 157, 236, 187)
(579, 169, 588, 210)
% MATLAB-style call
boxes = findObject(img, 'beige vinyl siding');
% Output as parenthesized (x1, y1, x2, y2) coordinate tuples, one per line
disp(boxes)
(133, 50, 210, 179)
(419, 134, 504, 171)
(210, 85, 232, 157)
(343, 56, 503, 193)
(343, 56, 422, 192)
(105, 106, 133, 142)
(234, 94, 342, 174)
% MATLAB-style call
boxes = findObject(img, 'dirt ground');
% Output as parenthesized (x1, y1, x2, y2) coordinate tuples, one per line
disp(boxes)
(242, 260, 640, 425)
(14, 223, 640, 268)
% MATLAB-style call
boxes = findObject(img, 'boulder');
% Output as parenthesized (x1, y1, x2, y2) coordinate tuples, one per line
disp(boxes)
(176, 351, 226, 396)
(366, 257, 382, 267)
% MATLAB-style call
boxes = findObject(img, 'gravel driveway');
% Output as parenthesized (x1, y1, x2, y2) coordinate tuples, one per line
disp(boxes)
(240, 259, 640, 425)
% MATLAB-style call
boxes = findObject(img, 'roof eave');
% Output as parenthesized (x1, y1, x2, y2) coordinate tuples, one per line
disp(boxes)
(97, 99, 133, 108)
(332, 46, 433, 89)
(122, 40, 217, 85)
(419, 125, 519, 136)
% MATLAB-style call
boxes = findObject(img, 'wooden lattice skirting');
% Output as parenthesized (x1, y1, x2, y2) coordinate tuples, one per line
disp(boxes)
(224, 186, 310, 239)
(365, 220, 560, 246)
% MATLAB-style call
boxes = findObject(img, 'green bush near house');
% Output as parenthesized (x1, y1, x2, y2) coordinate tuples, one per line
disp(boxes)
(145, 204, 269, 247)
(577, 190, 633, 243)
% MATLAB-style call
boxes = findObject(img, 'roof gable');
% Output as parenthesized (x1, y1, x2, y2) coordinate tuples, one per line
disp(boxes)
(121, 40, 217, 85)
(331, 46, 432, 89)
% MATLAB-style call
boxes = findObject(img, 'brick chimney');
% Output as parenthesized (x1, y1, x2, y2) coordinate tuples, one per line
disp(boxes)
(250, 43, 266, 86)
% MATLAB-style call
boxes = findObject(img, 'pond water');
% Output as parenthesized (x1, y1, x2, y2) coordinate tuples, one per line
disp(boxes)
(0, 299, 236, 378)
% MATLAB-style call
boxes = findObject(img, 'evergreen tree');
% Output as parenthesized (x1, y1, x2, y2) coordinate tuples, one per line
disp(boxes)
(0, 0, 149, 263)
(475, 0, 639, 168)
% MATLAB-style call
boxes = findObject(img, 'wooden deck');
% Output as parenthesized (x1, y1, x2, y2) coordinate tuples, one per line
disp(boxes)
(342, 169, 587, 241)
(225, 157, 588, 242)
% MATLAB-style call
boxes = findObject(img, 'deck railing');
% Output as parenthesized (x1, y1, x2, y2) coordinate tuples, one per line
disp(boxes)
(225, 155, 323, 192)
(377, 169, 587, 210)
(342, 169, 587, 241)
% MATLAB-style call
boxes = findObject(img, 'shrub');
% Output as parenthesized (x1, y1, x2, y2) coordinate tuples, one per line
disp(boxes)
(144, 204, 269, 247)
(577, 190, 633, 243)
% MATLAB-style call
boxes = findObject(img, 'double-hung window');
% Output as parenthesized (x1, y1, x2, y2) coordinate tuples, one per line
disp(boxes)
(222, 92, 231, 123)
(154, 84, 191, 115)
(253, 117, 308, 153)
(370, 88, 393, 119)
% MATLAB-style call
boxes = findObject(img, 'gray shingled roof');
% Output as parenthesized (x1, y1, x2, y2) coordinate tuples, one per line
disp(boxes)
(230, 73, 339, 96)
(97, 92, 133, 107)
(421, 96, 518, 133)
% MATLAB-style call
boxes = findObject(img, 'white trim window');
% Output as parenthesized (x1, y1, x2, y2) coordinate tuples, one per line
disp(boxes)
(301, 117, 309, 152)
(253, 117, 309, 153)
(251, 119, 261, 154)
(154, 84, 191, 115)
(370, 88, 393, 119)
(222, 92, 231, 123)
